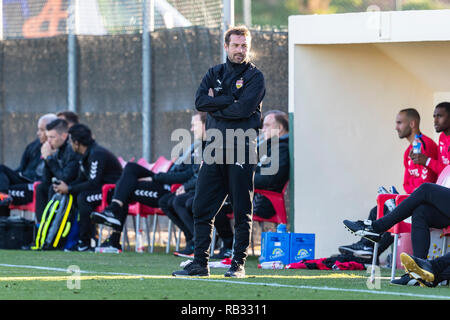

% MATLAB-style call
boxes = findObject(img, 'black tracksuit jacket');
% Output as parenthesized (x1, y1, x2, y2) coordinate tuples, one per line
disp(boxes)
(15, 138, 44, 182)
(42, 139, 79, 185)
(68, 142, 123, 195)
(195, 58, 265, 141)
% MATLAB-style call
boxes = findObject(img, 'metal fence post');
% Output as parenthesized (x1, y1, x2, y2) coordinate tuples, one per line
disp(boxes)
(221, 0, 234, 63)
(68, 0, 77, 112)
(142, 0, 153, 162)
(243, 0, 251, 27)
(0, 0, 3, 163)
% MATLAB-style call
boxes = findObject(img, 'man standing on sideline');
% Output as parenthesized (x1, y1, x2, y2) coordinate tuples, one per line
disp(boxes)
(172, 26, 266, 278)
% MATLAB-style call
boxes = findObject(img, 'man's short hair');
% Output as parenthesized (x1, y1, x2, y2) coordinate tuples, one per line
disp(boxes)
(194, 111, 207, 124)
(264, 110, 289, 132)
(57, 110, 79, 125)
(46, 118, 69, 134)
(69, 124, 94, 146)
(399, 108, 420, 124)
(224, 26, 251, 45)
(39, 113, 58, 125)
(435, 102, 450, 115)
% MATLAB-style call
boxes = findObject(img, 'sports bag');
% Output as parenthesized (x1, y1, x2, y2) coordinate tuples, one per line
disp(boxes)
(32, 193, 75, 250)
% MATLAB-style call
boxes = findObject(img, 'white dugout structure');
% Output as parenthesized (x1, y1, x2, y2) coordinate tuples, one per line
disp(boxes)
(288, 9, 450, 257)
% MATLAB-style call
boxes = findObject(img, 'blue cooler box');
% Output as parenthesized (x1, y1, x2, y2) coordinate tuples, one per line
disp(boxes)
(289, 233, 315, 263)
(260, 232, 291, 265)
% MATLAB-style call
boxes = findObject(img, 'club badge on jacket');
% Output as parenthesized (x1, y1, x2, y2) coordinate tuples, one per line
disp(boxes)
(236, 78, 244, 89)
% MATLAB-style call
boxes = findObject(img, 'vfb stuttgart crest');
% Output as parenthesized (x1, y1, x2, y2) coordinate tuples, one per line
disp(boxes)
(236, 78, 244, 89)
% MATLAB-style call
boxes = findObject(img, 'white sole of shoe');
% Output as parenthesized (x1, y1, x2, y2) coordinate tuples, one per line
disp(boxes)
(344, 225, 380, 243)
(91, 212, 121, 227)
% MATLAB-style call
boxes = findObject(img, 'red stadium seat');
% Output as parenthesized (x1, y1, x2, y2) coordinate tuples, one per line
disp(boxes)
(372, 166, 450, 282)
(9, 181, 41, 220)
(95, 157, 175, 252)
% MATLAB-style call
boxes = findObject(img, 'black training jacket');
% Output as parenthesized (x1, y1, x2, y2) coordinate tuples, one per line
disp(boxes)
(68, 142, 123, 194)
(254, 134, 290, 192)
(153, 141, 204, 187)
(15, 138, 44, 182)
(195, 58, 265, 139)
(43, 139, 79, 185)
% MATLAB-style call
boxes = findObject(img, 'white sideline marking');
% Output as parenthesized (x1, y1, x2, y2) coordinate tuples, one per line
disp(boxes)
(0, 263, 449, 300)
(179, 277, 450, 300)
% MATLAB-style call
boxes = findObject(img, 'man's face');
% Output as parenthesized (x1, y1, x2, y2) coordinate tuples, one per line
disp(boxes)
(395, 112, 412, 139)
(46, 129, 68, 150)
(262, 113, 281, 140)
(191, 114, 204, 141)
(433, 107, 450, 133)
(37, 120, 48, 144)
(225, 34, 250, 64)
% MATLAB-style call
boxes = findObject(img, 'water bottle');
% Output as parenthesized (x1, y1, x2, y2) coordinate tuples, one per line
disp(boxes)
(95, 247, 121, 254)
(136, 229, 144, 253)
(276, 224, 287, 233)
(412, 134, 422, 154)
(258, 261, 284, 269)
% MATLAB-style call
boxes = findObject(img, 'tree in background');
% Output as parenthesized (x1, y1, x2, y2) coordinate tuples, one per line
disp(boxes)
(235, 0, 449, 28)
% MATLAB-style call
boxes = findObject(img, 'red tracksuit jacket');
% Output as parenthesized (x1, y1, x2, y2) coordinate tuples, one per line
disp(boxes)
(426, 132, 450, 178)
(403, 134, 438, 194)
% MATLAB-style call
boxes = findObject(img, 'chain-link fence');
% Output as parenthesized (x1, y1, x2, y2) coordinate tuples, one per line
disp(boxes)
(1, 0, 223, 39)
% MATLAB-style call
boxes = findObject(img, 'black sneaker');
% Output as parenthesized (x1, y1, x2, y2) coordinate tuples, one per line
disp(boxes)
(172, 260, 210, 277)
(343, 219, 381, 243)
(400, 252, 436, 287)
(338, 241, 373, 258)
(65, 240, 93, 252)
(173, 240, 195, 258)
(224, 261, 245, 278)
(390, 273, 419, 286)
(211, 247, 233, 260)
(91, 206, 122, 230)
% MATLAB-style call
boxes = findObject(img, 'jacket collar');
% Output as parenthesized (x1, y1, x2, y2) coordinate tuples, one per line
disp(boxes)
(225, 57, 250, 74)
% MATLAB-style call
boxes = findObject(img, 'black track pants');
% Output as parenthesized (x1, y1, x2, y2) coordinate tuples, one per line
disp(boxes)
(430, 252, 450, 283)
(160, 192, 194, 242)
(0, 164, 30, 193)
(192, 161, 256, 266)
(372, 183, 450, 258)
(112, 162, 168, 225)
(77, 188, 107, 244)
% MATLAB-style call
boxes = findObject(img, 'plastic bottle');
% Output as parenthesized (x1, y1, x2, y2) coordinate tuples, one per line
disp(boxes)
(413, 134, 422, 154)
(95, 247, 121, 254)
(276, 224, 287, 233)
(136, 229, 144, 253)
(258, 261, 284, 269)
